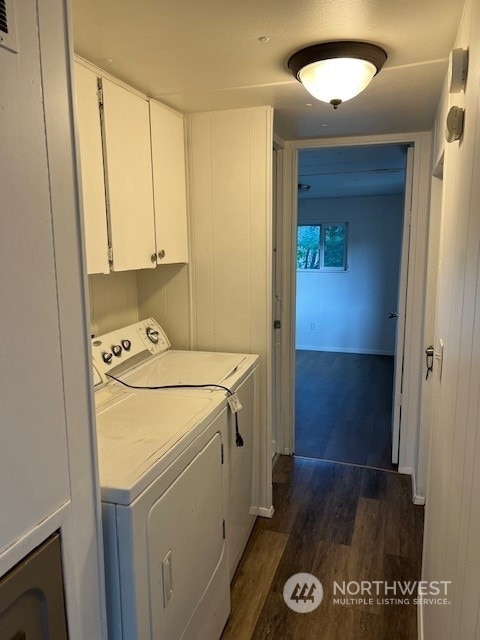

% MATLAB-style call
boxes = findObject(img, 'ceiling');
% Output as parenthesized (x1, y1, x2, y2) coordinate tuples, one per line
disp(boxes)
(72, 0, 464, 140)
(298, 144, 408, 198)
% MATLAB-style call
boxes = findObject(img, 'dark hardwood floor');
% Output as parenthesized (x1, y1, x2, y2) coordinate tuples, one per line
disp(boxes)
(221, 456, 424, 640)
(295, 350, 396, 470)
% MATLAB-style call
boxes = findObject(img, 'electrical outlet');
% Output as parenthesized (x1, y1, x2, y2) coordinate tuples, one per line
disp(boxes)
(311, 321, 318, 331)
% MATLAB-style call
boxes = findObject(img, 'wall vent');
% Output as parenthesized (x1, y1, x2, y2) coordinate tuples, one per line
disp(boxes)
(0, 0, 8, 34)
(0, 0, 17, 53)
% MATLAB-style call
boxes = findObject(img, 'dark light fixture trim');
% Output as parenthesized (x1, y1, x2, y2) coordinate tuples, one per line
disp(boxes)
(288, 41, 387, 79)
(288, 41, 388, 108)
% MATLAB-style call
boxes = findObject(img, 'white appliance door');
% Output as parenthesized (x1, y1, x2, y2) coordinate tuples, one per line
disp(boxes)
(147, 433, 225, 640)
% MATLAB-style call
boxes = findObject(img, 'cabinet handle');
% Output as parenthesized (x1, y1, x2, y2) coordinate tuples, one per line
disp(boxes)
(151, 253, 157, 263)
(158, 250, 166, 259)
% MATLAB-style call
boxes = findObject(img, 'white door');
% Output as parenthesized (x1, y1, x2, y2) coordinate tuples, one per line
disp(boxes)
(101, 78, 156, 271)
(391, 146, 414, 464)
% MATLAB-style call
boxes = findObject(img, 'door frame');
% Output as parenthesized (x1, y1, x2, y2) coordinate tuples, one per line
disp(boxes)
(392, 145, 415, 464)
(278, 131, 432, 489)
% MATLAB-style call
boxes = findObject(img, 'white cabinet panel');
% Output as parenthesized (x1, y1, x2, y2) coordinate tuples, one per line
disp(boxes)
(101, 79, 156, 271)
(150, 101, 188, 264)
(74, 63, 110, 274)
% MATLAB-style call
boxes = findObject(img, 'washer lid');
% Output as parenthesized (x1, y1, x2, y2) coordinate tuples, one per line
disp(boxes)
(124, 350, 247, 388)
(96, 392, 222, 503)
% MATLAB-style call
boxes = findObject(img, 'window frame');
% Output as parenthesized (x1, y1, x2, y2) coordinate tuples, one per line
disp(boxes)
(296, 222, 348, 272)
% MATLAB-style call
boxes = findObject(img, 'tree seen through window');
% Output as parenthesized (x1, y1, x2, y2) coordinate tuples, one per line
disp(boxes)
(297, 223, 347, 270)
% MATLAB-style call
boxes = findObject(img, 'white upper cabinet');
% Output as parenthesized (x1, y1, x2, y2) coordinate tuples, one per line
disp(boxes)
(150, 101, 189, 264)
(73, 62, 189, 272)
(74, 62, 110, 274)
(101, 78, 157, 271)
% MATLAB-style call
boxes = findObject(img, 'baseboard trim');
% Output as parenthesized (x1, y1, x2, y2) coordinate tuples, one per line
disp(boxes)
(295, 345, 395, 356)
(398, 467, 426, 505)
(417, 595, 424, 640)
(271, 439, 277, 459)
(251, 505, 275, 518)
(398, 466, 413, 475)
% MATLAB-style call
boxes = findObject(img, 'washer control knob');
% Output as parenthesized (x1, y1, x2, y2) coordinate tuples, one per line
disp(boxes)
(146, 327, 159, 344)
(112, 344, 122, 357)
(102, 351, 113, 364)
(121, 339, 132, 351)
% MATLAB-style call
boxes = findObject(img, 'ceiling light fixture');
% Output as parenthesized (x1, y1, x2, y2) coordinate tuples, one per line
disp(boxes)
(288, 41, 387, 109)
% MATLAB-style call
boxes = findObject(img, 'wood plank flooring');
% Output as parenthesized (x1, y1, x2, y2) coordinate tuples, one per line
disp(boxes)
(221, 456, 424, 640)
(295, 351, 396, 470)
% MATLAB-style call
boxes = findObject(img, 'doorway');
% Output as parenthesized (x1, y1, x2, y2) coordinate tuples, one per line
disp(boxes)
(293, 144, 411, 470)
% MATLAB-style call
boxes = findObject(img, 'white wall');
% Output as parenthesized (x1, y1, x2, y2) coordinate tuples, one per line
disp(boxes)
(88, 271, 139, 335)
(295, 195, 404, 354)
(187, 106, 273, 512)
(137, 264, 190, 349)
(421, 0, 480, 638)
(88, 266, 191, 348)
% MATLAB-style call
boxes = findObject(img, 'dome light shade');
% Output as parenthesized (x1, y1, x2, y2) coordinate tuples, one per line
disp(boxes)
(288, 41, 387, 109)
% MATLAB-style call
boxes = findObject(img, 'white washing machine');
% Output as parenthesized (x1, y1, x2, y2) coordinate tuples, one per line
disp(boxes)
(92, 318, 272, 580)
(93, 365, 230, 640)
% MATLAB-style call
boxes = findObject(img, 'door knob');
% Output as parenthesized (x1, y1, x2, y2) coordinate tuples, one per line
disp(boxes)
(158, 249, 166, 259)
(151, 253, 157, 263)
(389, 312, 398, 319)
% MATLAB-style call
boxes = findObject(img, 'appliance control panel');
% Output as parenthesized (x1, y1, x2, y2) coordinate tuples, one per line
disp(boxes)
(91, 318, 170, 378)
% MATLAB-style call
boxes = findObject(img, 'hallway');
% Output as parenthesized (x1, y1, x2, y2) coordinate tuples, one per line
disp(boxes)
(221, 456, 423, 640)
(295, 351, 396, 470)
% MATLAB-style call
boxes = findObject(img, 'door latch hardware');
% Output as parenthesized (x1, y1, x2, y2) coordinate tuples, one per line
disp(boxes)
(425, 345, 434, 380)
(273, 320, 281, 329)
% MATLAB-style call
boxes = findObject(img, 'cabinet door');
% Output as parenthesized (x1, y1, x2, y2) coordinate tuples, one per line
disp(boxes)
(150, 101, 189, 264)
(101, 79, 156, 271)
(74, 63, 110, 274)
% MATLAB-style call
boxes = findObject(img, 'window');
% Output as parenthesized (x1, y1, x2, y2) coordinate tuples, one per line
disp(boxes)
(297, 223, 347, 271)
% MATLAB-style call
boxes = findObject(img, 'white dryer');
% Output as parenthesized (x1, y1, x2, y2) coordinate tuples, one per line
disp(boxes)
(93, 367, 230, 640)
(92, 318, 272, 580)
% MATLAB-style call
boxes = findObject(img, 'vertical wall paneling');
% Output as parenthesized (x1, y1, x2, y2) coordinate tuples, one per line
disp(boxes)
(422, 0, 480, 638)
(187, 107, 273, 513)
(136, 265, 191, 349)
(88, 272, 139, 335)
